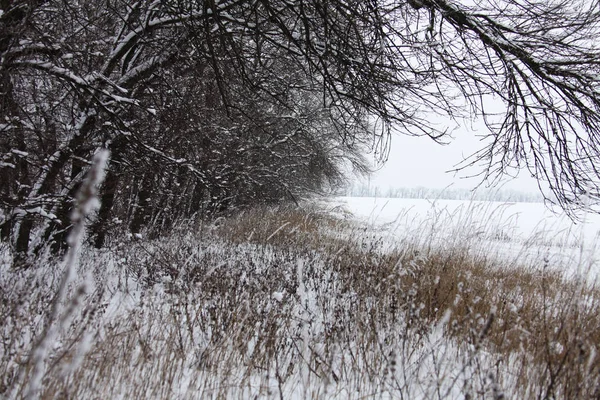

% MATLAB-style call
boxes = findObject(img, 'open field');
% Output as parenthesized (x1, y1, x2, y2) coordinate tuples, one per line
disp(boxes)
(1, 200, 599, 399)
(334, 197, 600, 283)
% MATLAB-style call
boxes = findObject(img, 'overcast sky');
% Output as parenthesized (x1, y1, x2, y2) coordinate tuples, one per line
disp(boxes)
(360, 117, 542, 194)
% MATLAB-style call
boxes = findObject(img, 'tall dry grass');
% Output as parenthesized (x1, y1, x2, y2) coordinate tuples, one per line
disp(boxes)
(1, 203, 598, 398)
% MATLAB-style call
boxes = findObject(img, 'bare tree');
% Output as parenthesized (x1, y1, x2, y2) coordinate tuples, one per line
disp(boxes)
(409, 0, 600, 214)
(1, 0, 600, 260)
(170, 0, 600, 214)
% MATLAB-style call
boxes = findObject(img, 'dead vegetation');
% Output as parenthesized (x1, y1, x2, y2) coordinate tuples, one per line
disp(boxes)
(1, 204, 599, 398)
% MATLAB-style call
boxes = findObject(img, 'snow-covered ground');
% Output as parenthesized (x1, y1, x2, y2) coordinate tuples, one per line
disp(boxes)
(332, 197, 600, 282)
(3, 200, 598, 399)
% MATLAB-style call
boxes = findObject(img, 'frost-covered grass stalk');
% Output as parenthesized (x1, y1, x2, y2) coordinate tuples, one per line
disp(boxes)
(1, 201, 599, 399)
(20, 150, 108, 399)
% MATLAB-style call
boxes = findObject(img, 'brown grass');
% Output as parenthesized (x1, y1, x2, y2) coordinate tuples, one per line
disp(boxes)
(213, 205, 600, 398)
(2, 204, 599, 398)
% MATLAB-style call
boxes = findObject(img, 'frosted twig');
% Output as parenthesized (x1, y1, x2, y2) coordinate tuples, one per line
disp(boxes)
(21, 150, 109, 400)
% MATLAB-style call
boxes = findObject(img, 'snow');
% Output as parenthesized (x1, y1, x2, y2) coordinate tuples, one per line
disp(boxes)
(271, 291, 285, 302)
(24, 207, 57, 220)
(3, 196, 598, 398)
(10, 149, 28, 157)
(333, 196, 600, 282)
(107, 94, 138, 105)
(21, 61, 89, 86)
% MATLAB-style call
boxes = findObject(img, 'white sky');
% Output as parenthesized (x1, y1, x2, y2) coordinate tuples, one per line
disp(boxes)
(360, 118, 542, 194)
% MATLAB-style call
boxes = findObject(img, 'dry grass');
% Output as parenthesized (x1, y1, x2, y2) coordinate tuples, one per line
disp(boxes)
(1, 204, 599, 398)
(214, 205, 600, 398)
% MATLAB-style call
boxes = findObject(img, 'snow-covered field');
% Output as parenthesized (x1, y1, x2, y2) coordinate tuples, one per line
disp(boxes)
(2, 200, 599, 399)
(333, 197, 600, 282)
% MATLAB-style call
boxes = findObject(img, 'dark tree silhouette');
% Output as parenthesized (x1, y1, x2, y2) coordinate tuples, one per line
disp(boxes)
(1, 0, 600, 260)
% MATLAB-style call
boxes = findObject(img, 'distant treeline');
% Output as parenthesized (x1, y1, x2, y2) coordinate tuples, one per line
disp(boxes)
(344, 185, 545, 203)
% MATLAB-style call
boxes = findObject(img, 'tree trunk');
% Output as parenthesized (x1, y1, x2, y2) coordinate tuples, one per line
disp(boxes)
(130, 173, 153, 235)
(92, 163, 120, 248)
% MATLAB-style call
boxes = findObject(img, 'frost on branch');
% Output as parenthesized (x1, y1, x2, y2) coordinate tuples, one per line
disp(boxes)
(2, 0, 600, 257)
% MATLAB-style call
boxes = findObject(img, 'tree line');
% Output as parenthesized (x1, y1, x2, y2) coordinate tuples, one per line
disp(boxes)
(1, 0, 600, 264)
(346, 185, 545, 203)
